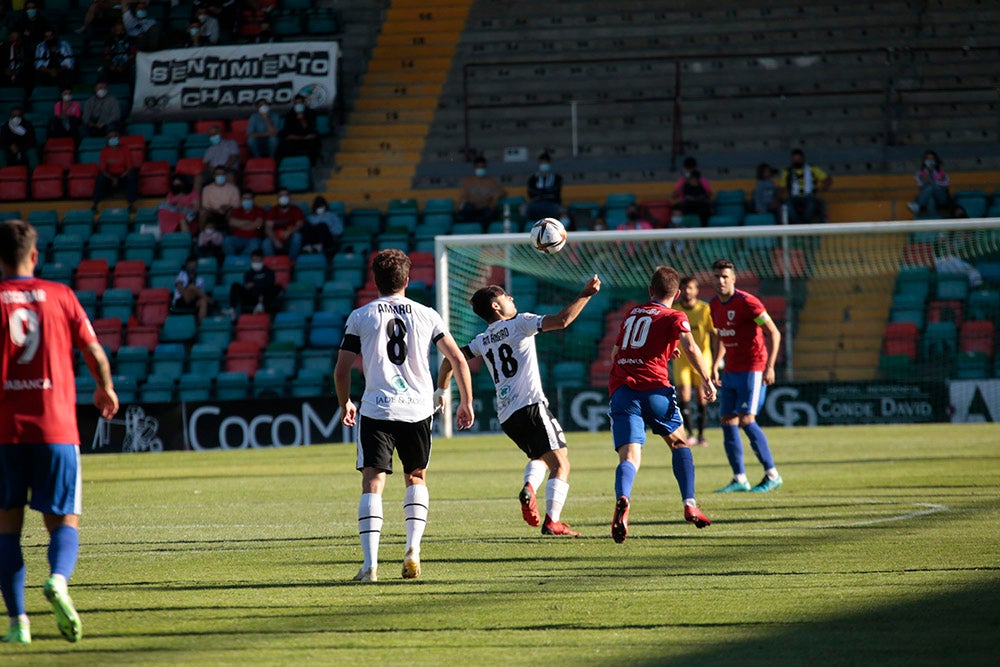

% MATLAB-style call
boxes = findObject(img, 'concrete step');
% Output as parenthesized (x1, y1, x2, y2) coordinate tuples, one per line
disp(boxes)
(334, 164, 416, 179)
(349, 108, 436, 125)
(347, 123, 429, 138)
(336, 150, 423, 167)
(353, 96, 439, 111)
(340, 136, 426, 151)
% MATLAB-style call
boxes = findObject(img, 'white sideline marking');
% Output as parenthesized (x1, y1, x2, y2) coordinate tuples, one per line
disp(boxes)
(799, 502, 949, 529)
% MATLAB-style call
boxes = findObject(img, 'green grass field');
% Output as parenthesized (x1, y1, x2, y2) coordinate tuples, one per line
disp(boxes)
(5, 423, 999, 666)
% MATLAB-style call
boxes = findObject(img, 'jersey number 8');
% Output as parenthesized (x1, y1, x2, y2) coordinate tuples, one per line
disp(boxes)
(386, 318, 408, 364)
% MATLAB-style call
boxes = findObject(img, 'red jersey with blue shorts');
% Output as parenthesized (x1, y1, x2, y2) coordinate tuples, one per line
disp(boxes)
(1, 277, 96, 445)
(609, 301, 690, 396)
(709, 289, 770, 373)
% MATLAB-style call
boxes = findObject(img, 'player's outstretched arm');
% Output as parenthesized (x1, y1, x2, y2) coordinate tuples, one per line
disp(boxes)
(333, 348, 358, 426)
(435, 346, 475, 413)
(679, 332, 717, 403)
(541, 274, 601, 332)
(83, 341, 119, 419)
(436, 335, 475, 430)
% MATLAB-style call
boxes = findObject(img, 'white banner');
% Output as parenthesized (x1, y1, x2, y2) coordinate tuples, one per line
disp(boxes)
(131, 41, 339, 120)
(948, 379, 1000, 423)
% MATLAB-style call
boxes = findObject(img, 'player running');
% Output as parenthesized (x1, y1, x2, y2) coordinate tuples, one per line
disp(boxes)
(0, 219, 119, 644)
(708, 259, 783, 493)
(335, 249, 474, 582)
(608, 266, 716, 544)
(672, 276, 715, 446)
(437, 275, 602, 537)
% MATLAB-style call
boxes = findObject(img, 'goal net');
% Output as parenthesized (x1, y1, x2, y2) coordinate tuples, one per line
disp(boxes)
(435, 219, 1000, 434)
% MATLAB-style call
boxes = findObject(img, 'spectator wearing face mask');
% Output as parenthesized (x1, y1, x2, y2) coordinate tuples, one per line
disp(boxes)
(0, 107, 39, 169)
(47, 88, 82, 142)
(279, 95, 319, 165)
(907, 150, 951, 217)
(225, 191, 265, 256)
(263, 189, 304, 260)
(302, 195, 341, 254)
(194, 8, 220, 45)
(157, 176, 199, 234)
(247, 99, 280, 158)
(34, 29, 75, 89)
(525, 152, 563, 221)
(616, 204, 653, 231)
(13, 2, 50, 52)
(457, 155, 506, 225)
(102, 21, 136, 85)
(81, 81, 120, 139)
(228, 250, 282, 319)
(199, 165, 240, 232)
(201, 124, 240, 188)
(92, 130, 137, 213)
(121, 1, 160, 51)
(0, 32, 33, 92)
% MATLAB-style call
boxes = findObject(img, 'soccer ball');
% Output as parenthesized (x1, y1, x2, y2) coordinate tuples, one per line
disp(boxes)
(529, 217, 567, 254)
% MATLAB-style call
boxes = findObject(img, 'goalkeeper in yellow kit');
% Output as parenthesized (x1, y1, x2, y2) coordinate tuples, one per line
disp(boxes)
(671, 276, 715, 445)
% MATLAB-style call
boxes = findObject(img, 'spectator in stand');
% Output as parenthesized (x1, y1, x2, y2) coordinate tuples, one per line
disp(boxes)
(672, 157, 713, 200)
(263, 188, 304, 260)
(237, 4, 274, 44)
(194, 6, 220, 45)
(0, 107, 38, 169)
(907, 150, 950, 217)
(101, 20, 135, 85)
(121, 1, 160, 51)
(280, 95, 319, 165)
(157, 175, 199, 234)
(91, 130, 137, 213)
(457, 155, 506, 225)
(224, 190, 265, 256)
(0, 32, 33, 92)
(199, 165, 240, 231)
(525, 152, 562, 221)
(47, 88, 82, 142)
(303, 195, 340, 254)
(81, 81, 121, 138)
(197, 219, 225, 263)
(184, 20, 207, 47)
(202, 124, 240, 188)
(673, 169, 713, 226)
(198, 0, 239, 40)
(228, 250, 282, 318)
(74, 0, 121, 38)
(616, 204, 653, 231)
(778, 148, 832, 224)
(752, 163, 779, 219)
(247, 99, 280, 158)
(12, 2, 50, 53)
(173, 254, 211, 323)
(34, 29, 75, 89)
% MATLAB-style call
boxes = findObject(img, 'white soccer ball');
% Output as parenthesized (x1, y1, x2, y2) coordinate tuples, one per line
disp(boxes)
(530, 217, 567, 254)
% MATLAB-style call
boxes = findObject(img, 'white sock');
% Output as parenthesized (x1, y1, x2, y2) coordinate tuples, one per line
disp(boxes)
(403, 484, 429, 555)
(765, 467, 780, 480)
(735, 473, 749, 484)
(545, 477, 569, 523)
(358, 493, 383, 569)
(683, 498, 697, 507)
(524, 459, 547, 493)
(12, 614, 28, 627)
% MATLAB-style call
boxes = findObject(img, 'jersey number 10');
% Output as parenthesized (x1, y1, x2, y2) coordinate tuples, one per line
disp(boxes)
(620, 314, 652, 350)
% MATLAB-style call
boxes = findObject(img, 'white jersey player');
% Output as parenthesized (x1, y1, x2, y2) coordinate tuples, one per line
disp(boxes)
(334, 249, 474, 583)
(437, 275, 601, 536)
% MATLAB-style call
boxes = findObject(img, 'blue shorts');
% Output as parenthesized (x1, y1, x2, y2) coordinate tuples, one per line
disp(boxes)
(609, 385, 683, 449)
(719, 371, 766, 416)
(0, 444, 82, 516)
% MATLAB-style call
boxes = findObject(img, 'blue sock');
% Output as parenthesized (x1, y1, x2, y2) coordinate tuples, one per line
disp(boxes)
(614, 460, 637, 499)
(0, 534, 26, 616)
(48, 525, 79, 581)
(671, 447, 695, 500)
(743, 422, 775, 470)
(721, 424, 744, 476)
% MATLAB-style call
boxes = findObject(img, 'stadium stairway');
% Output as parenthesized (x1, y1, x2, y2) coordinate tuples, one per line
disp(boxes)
(326, 0, 473, 209)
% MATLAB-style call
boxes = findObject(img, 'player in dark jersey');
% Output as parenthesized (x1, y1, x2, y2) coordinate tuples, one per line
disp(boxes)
(608, 266, 717, 543)
(708, 258, 783, 493)
(0, 219, 119, 644)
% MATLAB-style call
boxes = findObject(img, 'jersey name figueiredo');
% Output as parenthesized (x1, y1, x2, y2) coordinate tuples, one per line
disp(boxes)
(1, 277, 97, 445)
(709, 289, 771, 373)
(467, 312, 546, 423)
(343, 295, 447, 422)
(609, 301, 691, 395)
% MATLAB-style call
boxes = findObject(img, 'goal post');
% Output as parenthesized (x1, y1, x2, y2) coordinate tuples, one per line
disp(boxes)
(435, 218, 1000, 436)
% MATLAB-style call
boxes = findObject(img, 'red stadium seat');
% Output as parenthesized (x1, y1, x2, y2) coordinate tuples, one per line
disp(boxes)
(638, 199, 673, 228)
(67, 163, 99, 199)
(263, 255, 291, 287)
(882, 321, 919, 360)
(124, 324, 160, 351)
(92, 317, 123, 352)
(409, 251, 434, 268)
(243, 157, 275, 193)
(228, 118, 249, 146)
(75, 258, 110, 296)
(135, 287, 172, 327)
(30, 164, 64, 200)
(194, 119, 226, 135)
(234, 313, 271, 349)
(112, 259, 148, 296)
(902, 243, 934, 267)
(926, 300, 963, 328)
(174, 157, 203, 179)
(42, 137, 76, 170)
(959, 320, 995, 356)
(408, 266, 435, 286)
(138, 160, 171, 197)
(0, 166, 28, 201)
(119, 135, 146, 167)
(225, 340, 260, 376)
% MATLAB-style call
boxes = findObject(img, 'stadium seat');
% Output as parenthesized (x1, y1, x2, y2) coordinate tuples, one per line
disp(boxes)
(74, 259, 110, 296)
(114, 345, 149, 379)
(112, 375, 138, 404)
(0, 166, 28, 201)
(75, 375, 97, 405)
(927, 300, 963, 327)
(126, 121, 156, 142)
(187, 343, 224, 376)
(263, 255, 291, 287)
(125, 324, 159, 351)
(151, 343, 186, 379)
(42, 137, 75, 170)
(235, 313, 271, 348)
(139, 373, 175, 403)
(86, 233, 120, 267)
(160, 232, 193, 264)
(215, 371, 250, 400)
(78, 137, 105, 165)
(959, 320, 995, 356)
(76, 289, 98, 321)
(174, 157, 203, 180)
(883, 321, 919, 360)
(148, 135, 180, 164)
(119, 135, 146, 167)
(277, 156, 311, 192)
(967, 288, 1000, 321)
(197, 315, 233, 348)
(281, 282, 317, 317)
(878, 353, 912, 380)
(262, 345, 298, 376)
(96, 209, 130, 237)
(136, 288, 172, 327)
(271, 312, 307, 347)
(67, 163, 99, 199)
(308, 311, 344, 348)
(148, 259, 179, 290)
(935, 273, 969, 301)
(225, 341, 260, 377)
(954, 351, 991, 379)
(92, 317, 123, 352)
(252, 367, 288, 398)
(100, 287, 134, 321)
(292, 253, 328, 285)
(160, 314, 197, 344)
(178, 372, 213, 402)
(123, 234, 157, 266)
(921, 321, 957, 360)
(290, 368, 327, 398)
(138, 160, 171, 197)
(31, 164, 64, 200)
(40, 263, 73, 285)
(243, 157, 276, 193)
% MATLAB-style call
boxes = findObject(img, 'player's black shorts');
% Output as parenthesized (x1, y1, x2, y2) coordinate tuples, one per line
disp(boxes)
(356, 415, 433, 474)
(501, 403, 567, 460)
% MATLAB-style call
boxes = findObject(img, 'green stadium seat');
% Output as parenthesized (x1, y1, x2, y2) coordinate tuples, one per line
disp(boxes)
(114, 346, 149, 380)
(160, 232, 193, 264)
(272, 312, 307, 347)
(100, 287, 134, 321)
(281, 282, 317, 317)
(290, 368, 326, 398)
(123, 232, 157, 265)
(87, 232, 121, 267)
(151, 343, 186, 380)
(178, 373, 213, 402)
(112, 375, 138, 404)
(262, 346, 298, 376)
(954, 351, 991, 379)
(935, 273, 969, 301)
(253, 368, 288, 398)
(76, 289, 98, 321)
(76, 375, 97, 405)
(160, 314, 197, 344)
(215, 371, 250, 400)
(139, 373, 175, 403)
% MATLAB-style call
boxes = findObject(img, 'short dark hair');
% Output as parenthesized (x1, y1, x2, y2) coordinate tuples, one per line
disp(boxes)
(649, 266, 680, 300)
(0, 219, 37, 270)
(372, 249, 411, 294)
(679, 275, 698, 289)
(712, 258, 735, 273)
(683, 157, 698, 169)
(470, 285, 506, 322)
(791, 148, 805, 158)
(474, 155, 487, 166)
(538, 151, 551, 161)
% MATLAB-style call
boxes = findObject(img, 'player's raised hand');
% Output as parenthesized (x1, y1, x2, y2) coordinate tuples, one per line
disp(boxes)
(456, 402, 475, 430)
(581, 274, 601, 296)
(340, 399, 357, 426)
